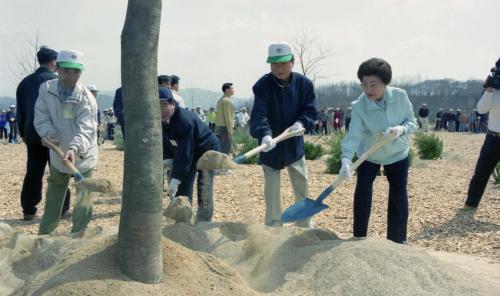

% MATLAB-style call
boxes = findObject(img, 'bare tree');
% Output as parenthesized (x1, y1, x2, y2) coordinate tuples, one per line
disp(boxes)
(8, 32, 41, 83)
(291, 32, 333, 84)
(117, 0, 163, 284)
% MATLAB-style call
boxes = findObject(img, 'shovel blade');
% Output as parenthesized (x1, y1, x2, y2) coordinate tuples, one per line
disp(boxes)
(281, 198, 329, 223)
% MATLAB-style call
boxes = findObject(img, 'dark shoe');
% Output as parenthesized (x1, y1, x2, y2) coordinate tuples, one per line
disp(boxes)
(61, 211, 72, 219)
(23, 214, 36, 221)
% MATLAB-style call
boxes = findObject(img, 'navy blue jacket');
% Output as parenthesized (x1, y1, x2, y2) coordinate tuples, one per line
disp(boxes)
(250, 72, 317, 170)
(113, 87, 124, 124)
(16, 67, 57, 144)
(162, 105, 220, 180)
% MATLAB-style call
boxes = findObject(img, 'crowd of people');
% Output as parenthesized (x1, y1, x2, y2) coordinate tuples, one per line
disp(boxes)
(10, 43, 499, 244)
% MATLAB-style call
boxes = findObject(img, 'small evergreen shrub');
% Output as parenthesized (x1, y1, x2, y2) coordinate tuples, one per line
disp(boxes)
(414, 132, 443, 160)
(304, 141, 325, 160)
(493, 163, 500, 184)
(325, 133, 345, 174)
(232, 128, 259, 164)
(113, 125, 125, 151)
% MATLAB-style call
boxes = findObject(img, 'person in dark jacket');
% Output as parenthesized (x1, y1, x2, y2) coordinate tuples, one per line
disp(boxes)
(6, 105, 18, 144)
(418, 103, 430, 132)
(250, 42, 317, 228)
(112, 87, 124, 138)
(0, 110, 7, 140)
(435, 108, 443, 130)
(15, 46, 70, 221)
(161, 88, 220, 223)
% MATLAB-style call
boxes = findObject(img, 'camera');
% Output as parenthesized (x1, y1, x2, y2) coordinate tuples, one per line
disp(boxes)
(484, 58, 500, 90)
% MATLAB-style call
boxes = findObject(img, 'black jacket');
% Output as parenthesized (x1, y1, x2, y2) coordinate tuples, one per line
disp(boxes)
(162, 105, 219, 180)
(250, 72, 317, 170)
(16, 67, 57, 144)
(418, 107, 429, 118)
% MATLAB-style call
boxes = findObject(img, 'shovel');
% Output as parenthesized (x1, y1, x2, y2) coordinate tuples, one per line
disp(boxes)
(196, 127, 305, 170)
(41, 138, 112, 194)
(281, 132, 398, 223)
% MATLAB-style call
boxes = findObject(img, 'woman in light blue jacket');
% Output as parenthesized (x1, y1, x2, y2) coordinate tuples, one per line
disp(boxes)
(340, 58, 417, 244)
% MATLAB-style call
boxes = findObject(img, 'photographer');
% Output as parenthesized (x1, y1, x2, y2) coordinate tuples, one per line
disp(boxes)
(464, 58, 500, 209)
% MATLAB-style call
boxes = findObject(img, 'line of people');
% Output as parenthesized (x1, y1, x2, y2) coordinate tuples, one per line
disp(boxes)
(13, 43, 499, 246)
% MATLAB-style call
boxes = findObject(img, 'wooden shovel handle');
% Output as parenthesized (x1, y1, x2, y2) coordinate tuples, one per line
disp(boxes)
(240, 127, 305, 160)
(42, 137, 81, 176)
(327, 132, 398, 193)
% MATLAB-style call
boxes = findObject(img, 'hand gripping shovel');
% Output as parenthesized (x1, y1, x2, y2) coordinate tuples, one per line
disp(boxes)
(196, 127, 305, 170)
(281, 132, 398, 223)
(41, 138, 113, 194)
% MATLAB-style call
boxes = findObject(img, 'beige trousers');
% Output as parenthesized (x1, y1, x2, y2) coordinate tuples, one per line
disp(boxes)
(262, 156, 312, 227)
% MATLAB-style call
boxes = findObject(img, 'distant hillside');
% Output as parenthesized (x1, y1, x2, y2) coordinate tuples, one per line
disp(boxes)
(2, 80, 483, 116)
(316, 79, 485, 116)
(0, 97, 15, 110)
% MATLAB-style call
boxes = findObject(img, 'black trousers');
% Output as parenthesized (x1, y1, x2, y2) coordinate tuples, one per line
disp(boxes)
(21, 143, 70, 215)
(466, 133, 500, 207)
(353, 157, 409, 243)
(0, 127, 7, 139)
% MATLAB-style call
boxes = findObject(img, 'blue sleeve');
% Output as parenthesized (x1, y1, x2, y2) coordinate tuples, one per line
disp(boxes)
(250, 82, 272, 140)
(296, 79, 317, 130)
(113, 88, 124, 122)
(15, 82, 24, 137)
(171, 123, 195, 180)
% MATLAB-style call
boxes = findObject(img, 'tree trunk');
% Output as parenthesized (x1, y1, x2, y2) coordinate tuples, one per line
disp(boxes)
(117, 0, 163, 284)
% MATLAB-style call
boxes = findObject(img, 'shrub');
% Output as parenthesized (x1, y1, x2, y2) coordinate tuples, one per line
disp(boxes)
(113, 125, 125, 151)
(414, 132, 443, 160)
(493, 163, 500, 184)
(324, 133, 346, 174)
(408, 147, 415, 167)
(304, 141, 325, 160)
(232, 128, 259, 164)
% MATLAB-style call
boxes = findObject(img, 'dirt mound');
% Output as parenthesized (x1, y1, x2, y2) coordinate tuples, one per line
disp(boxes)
(2, 222, 499, 296)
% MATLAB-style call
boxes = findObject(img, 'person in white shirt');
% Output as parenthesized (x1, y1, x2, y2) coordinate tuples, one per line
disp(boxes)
(464, 74, 500, 209)
(170, 75, 186, 108)
(236, 107, 250, 129)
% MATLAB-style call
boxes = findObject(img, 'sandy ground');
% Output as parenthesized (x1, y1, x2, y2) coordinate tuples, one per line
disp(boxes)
(0, 131, 499, 295)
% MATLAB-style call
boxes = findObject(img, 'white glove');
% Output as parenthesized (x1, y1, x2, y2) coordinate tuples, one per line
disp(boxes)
(340, 158, 353, 179)
(262, 135, 276, 152)
(168, 178, 181, 197)
(384, 126, 405, 137)
(290, 121, 304, 132)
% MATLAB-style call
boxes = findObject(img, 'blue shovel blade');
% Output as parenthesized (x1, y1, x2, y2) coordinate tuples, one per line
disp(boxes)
(281, 198, 329, 223)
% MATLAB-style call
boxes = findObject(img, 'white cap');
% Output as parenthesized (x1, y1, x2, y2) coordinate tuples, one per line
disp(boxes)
(87, 85, 98, 92)
(57, 49, 85, 70)
(9, 104, 15, 108)
(267, 42, 293, 63)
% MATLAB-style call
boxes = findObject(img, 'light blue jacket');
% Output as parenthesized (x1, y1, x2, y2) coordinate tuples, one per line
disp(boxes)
(341, 86, 417, 165)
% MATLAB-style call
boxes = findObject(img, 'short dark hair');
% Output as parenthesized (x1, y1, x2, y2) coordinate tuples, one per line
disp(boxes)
(222, 82, 233, 93)
(357, 58, 392, 85)
(158, 75, 171, 85)
(170, 75, 180, 85)
(37, 46, 58, 64)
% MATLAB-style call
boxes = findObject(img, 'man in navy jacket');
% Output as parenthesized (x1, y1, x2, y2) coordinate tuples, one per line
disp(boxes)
(161, 88, 220, 223)
(250, 42, 317, 228)
(15, 47, 70, 221)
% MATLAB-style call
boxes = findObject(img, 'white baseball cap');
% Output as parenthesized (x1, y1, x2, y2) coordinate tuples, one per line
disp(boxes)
(267, 42, 293, 63)
(57, 49, 85, 70)
(87, 85, 98, 92)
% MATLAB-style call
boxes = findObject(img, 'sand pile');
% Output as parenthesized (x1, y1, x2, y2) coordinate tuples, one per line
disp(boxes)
(164, 223, 497, 295)
(1, 221, 498, 295)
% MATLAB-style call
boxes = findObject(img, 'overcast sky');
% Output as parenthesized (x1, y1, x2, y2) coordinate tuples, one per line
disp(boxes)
(1, 0, 499, 97)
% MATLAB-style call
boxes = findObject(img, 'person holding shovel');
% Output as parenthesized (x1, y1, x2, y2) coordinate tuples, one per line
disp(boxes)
(34, 49, 98, 235)
(160, 88, 220, 223)
(340, 58, 417, 244)
(250, 41, 317, 228)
